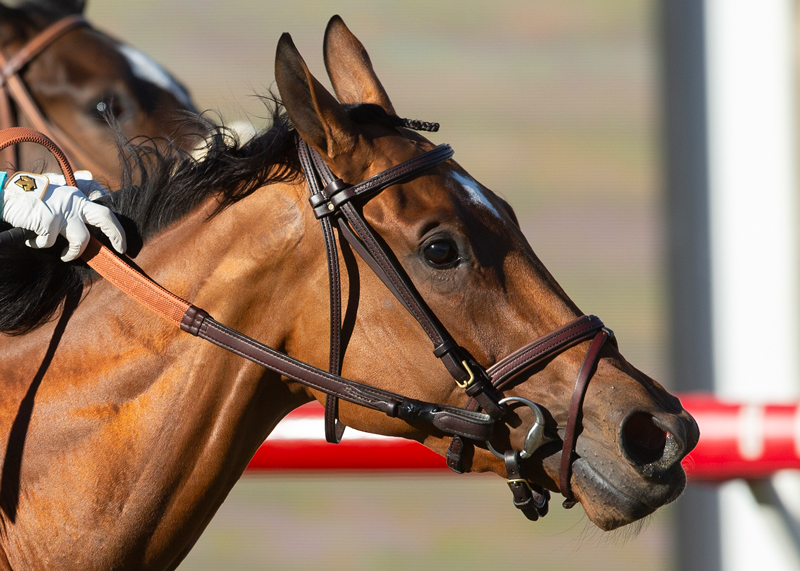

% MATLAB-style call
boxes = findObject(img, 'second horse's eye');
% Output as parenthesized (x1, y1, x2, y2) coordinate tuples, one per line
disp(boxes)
(423, 240, 459, 267)
(94, 95, 127, 122)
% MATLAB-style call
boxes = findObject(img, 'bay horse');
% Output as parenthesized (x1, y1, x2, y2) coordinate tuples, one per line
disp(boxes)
(0, 16, 697, 570)
(0, 0, 201, 185)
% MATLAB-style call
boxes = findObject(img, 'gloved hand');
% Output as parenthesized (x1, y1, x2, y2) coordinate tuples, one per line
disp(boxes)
(1, 171, 126, 262)
(45, 170, 110, 202)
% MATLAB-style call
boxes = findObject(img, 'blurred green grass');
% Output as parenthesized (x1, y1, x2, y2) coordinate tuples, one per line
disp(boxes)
(85, 1, 671, 569)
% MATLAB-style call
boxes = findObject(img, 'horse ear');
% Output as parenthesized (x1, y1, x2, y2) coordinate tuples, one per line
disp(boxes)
(323, 15, 395, 114)
(275, 32, 358, 159)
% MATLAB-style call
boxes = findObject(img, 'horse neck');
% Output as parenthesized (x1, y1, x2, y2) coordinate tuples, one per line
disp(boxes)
(0, 179, 326, 567)
(7, 177, 322, 472)
(104, 177, 329, 402)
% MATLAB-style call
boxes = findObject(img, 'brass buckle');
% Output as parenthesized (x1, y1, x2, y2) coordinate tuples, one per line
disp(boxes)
(455, 360, 476, 389)
(507, 478, 532, 492)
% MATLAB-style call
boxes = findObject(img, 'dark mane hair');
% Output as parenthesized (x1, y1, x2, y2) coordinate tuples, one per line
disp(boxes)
(0, 100, 300, 335)
(105, 106, 299, 243)
(0, 101, 406, 335)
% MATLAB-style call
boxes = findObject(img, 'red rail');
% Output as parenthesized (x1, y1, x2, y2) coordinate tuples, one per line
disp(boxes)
(246, 394, 800, 481)
(678, 394, 800, 481)
(248, 403, 444, 471)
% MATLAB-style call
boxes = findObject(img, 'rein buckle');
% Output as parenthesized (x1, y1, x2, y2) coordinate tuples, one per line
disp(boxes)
(455, 360, 476, 389)
(507, 478, 533, 492)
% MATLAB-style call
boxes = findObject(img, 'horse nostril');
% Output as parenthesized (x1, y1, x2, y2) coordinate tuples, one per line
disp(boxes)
(620, 412, 667, 466)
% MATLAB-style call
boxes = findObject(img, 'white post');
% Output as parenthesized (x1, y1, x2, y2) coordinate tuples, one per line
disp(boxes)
(704, 1, 800, 570)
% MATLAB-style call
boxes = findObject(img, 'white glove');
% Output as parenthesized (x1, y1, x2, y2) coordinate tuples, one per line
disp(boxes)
(1, 171, 126, 262)
(45, 170, 111, 202)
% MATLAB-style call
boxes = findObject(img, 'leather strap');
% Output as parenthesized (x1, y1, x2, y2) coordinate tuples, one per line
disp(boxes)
(0, 126, 614, 514)
(181, 307, 495, 440)
(487, 315, 605, 389)
(559, 329, 609, 506)
(0, 127, 497, 441)
(307, 144, 455, 218)
(0, 16, 86, 79)
(298, 139, 506, 419)
(445, 314, 606, 473)
(0, 126, 74, 184)
(297, 137, 345, 443)
(0, 127, 191, 324)
(504, 450, 550, 521)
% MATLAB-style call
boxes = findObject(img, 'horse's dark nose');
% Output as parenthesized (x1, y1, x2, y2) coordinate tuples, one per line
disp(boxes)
(619, 411, 698, 477)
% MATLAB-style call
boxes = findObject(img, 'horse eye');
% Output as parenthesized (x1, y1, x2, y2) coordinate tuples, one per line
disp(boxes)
(94, 96, 127, 121)
(423, 240, 459, 267)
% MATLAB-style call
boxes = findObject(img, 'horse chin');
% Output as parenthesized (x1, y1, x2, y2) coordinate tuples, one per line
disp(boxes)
(571, 457, 687, 531)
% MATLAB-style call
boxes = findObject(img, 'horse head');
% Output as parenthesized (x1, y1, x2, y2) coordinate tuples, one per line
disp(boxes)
(271, 16, 699, 531)
(0, 15, 699, 568)
(0, 0, 201, 184)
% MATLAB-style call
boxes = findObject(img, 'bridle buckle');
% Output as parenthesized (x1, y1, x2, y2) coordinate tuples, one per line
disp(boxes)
(455, 360, 476, 389)
(507, 478, 532, 492)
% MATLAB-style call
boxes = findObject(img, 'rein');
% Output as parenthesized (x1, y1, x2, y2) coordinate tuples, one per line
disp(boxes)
(0, 126, 610, 520)
(0, 15, 113, 179)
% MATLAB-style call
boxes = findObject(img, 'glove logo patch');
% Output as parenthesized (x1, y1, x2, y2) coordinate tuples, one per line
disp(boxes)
(13, 175, 37, 192)
(6, 172, 48, 199)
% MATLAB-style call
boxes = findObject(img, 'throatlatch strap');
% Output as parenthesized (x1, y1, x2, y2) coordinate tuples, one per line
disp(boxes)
(297, 138, 346, 443)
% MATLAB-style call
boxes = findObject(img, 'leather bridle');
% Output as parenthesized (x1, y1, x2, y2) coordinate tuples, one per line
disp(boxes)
(0, 15, 112, 179)
(295, 135, 613, 518)
(0, 126, 612, 521)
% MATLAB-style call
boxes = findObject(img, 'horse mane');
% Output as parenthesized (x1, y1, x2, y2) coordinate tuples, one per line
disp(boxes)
(0, 100, 400, 335)
(105, 104, 300, 244)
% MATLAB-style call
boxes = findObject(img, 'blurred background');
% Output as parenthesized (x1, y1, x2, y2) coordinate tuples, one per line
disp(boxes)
(84, 1, 673, 570)
(74, 1, 799, 570)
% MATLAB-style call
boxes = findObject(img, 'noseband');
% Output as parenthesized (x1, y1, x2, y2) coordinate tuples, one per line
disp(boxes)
(0, 125, 612, 521)
(0, 15, 112, 178)
(295, 134, 613, 518)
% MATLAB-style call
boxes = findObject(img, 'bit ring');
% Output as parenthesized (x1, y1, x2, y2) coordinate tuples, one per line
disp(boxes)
(486, 396, 546, 460)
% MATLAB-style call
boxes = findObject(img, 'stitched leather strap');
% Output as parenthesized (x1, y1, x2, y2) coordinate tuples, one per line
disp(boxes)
(504, 450, 550, 521)
(180, 307, 494, 440)
(297, 136, 345, 443)
(309, 144, 455, 217)
(488, 315, 605, 389)
(0, 126, 614, 505)
(445, 314, 606, 473)
(0, 127, 497, 442)
(559, 329, 609, 505)
(298, 139, 506, 419)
